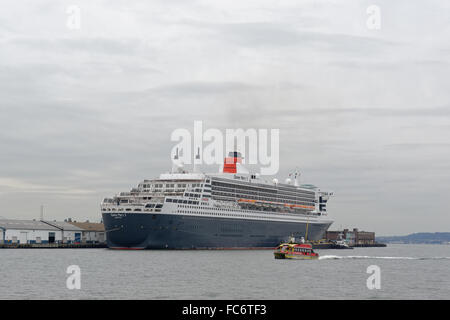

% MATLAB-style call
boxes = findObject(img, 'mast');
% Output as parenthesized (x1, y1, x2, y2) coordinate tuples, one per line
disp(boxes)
(289, 168, 301, 187)
(193, 147, 200, 173)
(305, 218, 310, 242)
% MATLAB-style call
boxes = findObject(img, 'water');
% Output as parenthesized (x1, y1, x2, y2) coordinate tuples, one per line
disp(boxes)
(1, 244, 449, 299)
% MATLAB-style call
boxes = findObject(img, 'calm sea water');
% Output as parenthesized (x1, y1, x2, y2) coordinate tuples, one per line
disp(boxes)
(1, 244, 449, 300)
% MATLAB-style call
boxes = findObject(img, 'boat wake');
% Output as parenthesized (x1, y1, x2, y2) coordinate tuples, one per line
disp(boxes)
(318, 255, 450, 260)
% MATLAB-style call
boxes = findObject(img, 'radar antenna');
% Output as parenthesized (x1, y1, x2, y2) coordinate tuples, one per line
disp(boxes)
(289, 167, 301, 187)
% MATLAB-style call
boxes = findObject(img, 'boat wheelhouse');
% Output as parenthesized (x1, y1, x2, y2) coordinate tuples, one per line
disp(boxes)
(274, 242, 319, 260)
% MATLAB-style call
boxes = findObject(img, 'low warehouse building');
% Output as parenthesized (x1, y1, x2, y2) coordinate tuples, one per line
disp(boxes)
(67, 221, 105, 244)
(41, 220, 85, 244)
(0, 219, 85, 244)
(0, 219, 60, 244)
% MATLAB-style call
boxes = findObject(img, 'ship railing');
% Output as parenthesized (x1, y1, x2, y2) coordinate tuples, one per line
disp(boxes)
(102, 202, 146, 208)
(102, 202, 164, 213)
(236, 203, 321, 218)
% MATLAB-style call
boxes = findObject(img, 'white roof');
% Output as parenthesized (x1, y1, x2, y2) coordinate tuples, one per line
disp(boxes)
(0, 219, 84, 231)
(41, 220, 84, 231)
(0, 219, 59, 231)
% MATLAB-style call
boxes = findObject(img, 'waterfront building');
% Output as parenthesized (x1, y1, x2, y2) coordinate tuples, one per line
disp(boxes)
(326, 228, 376, 246)
(0, 219, 89, 244)
(67, 221, 106, 243)
(0, 219, 67, 244)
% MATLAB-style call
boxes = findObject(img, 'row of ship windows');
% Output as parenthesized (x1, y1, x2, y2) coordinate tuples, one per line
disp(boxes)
(175, 210, 311, 222)
(141, 183, 204, 189)
(177, 210, 274, 220)
(211, 185, 314, 195)
(215, 189, 314, 201)
(144, 190, 203, 195)
(145, 203, 164, 208)
(212, 187, 314, 201)
(211, 181, 314, 197)
(166, 199, 199, 205)
(294, 248, 312, 253)
(178, 204, 234, 212)
(176, 204, 317, 218)
(146, 189, 183, 193)
(212, 193, 314, 206)
(105, 201, 318, 215)
(185, 193, 201, 198)
(103, 206, 320, 217)
(103, 208, 161, 212)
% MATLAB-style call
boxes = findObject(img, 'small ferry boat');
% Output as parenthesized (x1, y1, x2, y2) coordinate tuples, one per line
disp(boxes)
(274, 237, 319, 260)
(331, 233, 353, 249)
(332, 239, 353, 249)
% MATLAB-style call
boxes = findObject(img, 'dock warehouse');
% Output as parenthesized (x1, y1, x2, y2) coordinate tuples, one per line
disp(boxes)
(0, 219, 84, 244)
(0, 219, 59, 244)
(67, 221, 106, 244)
(40, 220, 85, 244)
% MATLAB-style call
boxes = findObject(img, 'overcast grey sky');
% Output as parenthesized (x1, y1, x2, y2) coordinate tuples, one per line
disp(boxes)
(1, 0, 449, 235)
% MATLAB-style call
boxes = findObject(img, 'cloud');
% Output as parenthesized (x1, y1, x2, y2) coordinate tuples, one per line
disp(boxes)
(0, 0, 449, 234)
(0, 177, 95, 195)
(8, 36, 146, 56)
(216, 22, 398, 52)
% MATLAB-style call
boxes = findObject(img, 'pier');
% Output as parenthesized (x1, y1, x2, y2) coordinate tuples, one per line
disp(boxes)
(0, 243, 107, 249)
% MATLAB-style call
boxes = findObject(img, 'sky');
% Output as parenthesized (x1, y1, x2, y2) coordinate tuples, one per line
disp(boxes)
(0, 0, 449, 236)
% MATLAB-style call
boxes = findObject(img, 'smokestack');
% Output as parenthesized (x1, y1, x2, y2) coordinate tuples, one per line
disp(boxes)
(223, 151, 242, 174)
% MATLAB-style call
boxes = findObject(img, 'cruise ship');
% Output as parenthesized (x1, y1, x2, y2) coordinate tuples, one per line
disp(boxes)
(101, 152, 334, 249)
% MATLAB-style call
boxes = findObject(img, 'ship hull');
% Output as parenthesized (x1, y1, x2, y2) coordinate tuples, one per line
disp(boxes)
(102, 212, 332, 249)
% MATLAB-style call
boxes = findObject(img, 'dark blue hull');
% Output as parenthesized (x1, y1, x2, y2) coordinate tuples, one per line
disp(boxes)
(102, 212, 332, 249)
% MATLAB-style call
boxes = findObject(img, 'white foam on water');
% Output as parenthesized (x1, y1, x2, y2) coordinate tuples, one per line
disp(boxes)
(319, 255, 450, 260)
